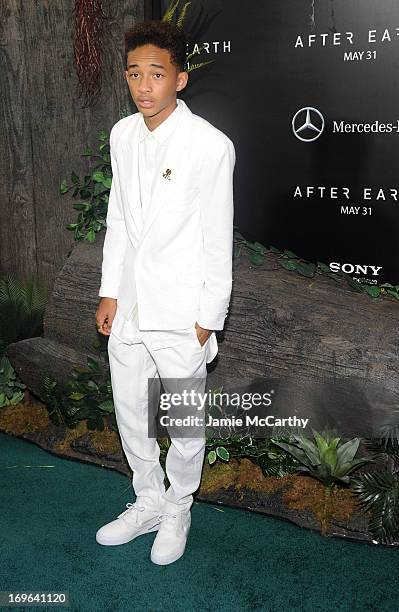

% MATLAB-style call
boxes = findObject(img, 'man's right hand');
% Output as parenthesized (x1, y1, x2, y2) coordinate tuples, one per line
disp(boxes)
(95, 297, 117, 336)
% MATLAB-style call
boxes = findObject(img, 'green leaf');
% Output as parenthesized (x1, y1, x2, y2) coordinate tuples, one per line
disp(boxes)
(313, 431, 329, 457)
(87, 380, 99, 391)
(336, 438, 360, 465)
(87, 357, 100, 371)
(328, 437, 341, 451)
(323, 448, 338, 472)
(72, 202, 88, 211)
(271, 440, 312, 467)
(295, 262, 316, 278)
(250, 253, 265, 266)
(317, 262, 331, 273)
(92, 171, 105, 183)
(99, 399, 114, 413)
(252, 241, 268, 254)
(103, 177, 112, 189)
(10, 390, 24, 405)
(364, 285, 381, 298)
(283, 250, 299, 259)
(216, 446, 230, 461)
(279, 259, 297, 271)
(66, 223, 78, 230)
(68, 392, 85, 401)
(71, 172, 79, 184)
(60, 179, 68, 194)
(85, 229, 96, 243)
(291, 435, 320, 464)
(208, 450, 217, 465)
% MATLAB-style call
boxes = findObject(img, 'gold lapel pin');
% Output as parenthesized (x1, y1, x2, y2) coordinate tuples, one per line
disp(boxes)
(162, 168, 172, 180)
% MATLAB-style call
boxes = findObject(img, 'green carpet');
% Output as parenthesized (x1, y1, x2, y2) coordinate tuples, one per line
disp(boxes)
(0, 431, 398, 612)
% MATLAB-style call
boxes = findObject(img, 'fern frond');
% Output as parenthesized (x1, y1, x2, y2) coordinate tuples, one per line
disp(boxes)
(186, 59, 215, 73)
(351, 469, 399, 543)
(0, 274, 24, 305)
(162, 0, 180, 23)
(177, 2, 191, 28)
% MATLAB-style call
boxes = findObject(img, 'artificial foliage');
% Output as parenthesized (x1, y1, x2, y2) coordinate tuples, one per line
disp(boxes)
(351, 427, 399, 544)
(0, 274, 47, 407)
(41, 342, 115, 432)
(60, 130, 111, 243)
(270, 430, 371, 488)
(233, 229, 399, 302)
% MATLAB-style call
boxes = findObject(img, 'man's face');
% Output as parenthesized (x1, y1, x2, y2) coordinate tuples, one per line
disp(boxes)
(124, 44, 188, 121)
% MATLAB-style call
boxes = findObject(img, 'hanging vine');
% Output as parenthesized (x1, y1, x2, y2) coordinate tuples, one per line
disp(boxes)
(73, 0, 107, 108)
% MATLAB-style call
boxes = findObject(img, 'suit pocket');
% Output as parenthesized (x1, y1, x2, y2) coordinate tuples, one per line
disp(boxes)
(192, 324, 208, 349)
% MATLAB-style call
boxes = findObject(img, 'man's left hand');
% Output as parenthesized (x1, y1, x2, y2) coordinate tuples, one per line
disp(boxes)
(195, 322, 213, 347)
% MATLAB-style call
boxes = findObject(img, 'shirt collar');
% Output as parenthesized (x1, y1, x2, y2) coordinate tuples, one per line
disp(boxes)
(139, 98, 184, 145)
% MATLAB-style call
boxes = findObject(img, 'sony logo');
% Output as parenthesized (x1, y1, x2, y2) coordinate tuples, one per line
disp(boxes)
(330, 262, 382, 276)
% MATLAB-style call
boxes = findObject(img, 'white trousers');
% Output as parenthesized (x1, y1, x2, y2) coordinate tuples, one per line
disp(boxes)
(107, 305, 217, 514)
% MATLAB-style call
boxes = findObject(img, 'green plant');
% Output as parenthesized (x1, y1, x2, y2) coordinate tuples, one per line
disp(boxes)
(352, 469, 399, 545)
(233, 227, 399, 301)
(205, 434, 300, 477)
(60, 130, 111, 243)
(351, 421, 399, 544)
(41, 343, 116, 431)
(0, 355, 25, 407)
(0, 274, 47, 354)
(0, 273, 46, 407)
(271, 430, 372, 488)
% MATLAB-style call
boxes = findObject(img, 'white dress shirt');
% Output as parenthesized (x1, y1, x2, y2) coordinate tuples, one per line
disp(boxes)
(138, 99, 184, 218)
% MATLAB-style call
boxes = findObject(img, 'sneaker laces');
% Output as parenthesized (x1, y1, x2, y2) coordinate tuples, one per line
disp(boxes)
(157, 512, 185, 533)
(117, 502, 146, 524)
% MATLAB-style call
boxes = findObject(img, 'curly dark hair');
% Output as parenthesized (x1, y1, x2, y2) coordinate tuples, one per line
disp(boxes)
(124, 20, 187, 72)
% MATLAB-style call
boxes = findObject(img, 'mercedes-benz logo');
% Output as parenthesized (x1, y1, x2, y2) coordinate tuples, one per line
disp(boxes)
(292, 107, 325, 142)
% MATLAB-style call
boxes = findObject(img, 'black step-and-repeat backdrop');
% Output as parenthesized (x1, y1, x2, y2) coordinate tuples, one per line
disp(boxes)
(155, 0, 399, 284)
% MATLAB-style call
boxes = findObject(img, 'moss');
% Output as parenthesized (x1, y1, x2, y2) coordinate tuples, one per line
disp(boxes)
(0, 399, 50, 435)
(200, 459, 369, 535)
(281, 473, 366, 534)
(55, 420, 88, 453)
(88, 427, 121, 454)
(200, 458, 287, 497)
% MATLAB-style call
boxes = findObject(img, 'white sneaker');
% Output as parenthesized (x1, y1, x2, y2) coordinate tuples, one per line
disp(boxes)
(96, 500, 161, 546)
(150, 510, 191, 565)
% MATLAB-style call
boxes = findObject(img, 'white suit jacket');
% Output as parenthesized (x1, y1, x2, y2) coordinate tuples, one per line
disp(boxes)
(98, 97, 236, 333)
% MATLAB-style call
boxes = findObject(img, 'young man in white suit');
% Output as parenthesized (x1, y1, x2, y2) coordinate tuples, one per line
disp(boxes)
(95, 20, 235, 565)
